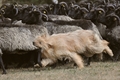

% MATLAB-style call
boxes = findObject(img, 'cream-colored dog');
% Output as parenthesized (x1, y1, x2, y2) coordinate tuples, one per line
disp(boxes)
(33, 29, 113, 69)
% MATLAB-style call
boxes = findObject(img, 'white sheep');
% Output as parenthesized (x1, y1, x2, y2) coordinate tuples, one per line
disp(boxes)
(0, 23, 47, 74)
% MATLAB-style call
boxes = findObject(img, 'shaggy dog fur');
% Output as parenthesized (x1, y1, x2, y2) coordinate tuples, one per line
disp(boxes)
(33, 29, 113, 69)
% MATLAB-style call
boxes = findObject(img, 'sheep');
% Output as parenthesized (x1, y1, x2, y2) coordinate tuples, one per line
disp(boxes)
(68, 4, 89, 19)
(105, 4, 115, 15)
(40, 9, 101, 39)
(0, 9, 12, 23)
(38, 4, 73, 21)
(45, 0, 74, 15)
(44, 22, 82, 35)
(84, 7, 107, 38)
(40, 8, 74, 21)
(9, 6, 81, 34)
(0, 23, 47, 74)
(33, 29, 113, 68)
(0, 3, 38, 23)
(57, 1, 69, 15)
(0, 3, 19, 23)
(109, 26, 120, 61)
(47, 14, 74, 21)
(115, 7, 120, 18)
(51, 19, 103, 40)
(98, 13, 120, 61)
(48, 2, 59, 15)
(22, 9, 43, 25)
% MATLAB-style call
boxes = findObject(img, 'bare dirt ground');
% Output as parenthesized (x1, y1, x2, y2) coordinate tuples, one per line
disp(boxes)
(0, 61, 120, 80)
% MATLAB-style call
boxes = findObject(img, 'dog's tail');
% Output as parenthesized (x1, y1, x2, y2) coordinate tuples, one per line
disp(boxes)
(103, 40, 114, 57)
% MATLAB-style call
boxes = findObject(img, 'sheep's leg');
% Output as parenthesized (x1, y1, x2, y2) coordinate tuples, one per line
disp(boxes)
(25, 50, 39, 67)
(37, 49, 42, 67)
(29, 53, 35, 67)
(70, 52, 84, 69)
(28, 50, 38, 67)
(34, 49, 43, 68)
(85, 57, 91, 66)
(115, 50, 120, 61)
(0, 54, 6, 74)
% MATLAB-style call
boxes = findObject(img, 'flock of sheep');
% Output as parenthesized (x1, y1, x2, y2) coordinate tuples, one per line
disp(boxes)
(0, 0, 119, 74)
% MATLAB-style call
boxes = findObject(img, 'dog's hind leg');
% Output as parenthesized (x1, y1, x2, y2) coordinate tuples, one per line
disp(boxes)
(69, 52, 84, 69)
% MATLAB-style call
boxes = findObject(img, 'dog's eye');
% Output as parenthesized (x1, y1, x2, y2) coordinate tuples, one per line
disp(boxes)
(39, 42, 41, 44)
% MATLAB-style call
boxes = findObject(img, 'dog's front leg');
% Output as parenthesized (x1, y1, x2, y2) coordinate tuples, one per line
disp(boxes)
(41, 58, 55, 67)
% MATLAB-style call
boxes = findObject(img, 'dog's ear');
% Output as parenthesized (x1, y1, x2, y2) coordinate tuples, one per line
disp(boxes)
(41, 33, 46, 38)
(41, 32, 49, 38)
(47, 43, 53, 48)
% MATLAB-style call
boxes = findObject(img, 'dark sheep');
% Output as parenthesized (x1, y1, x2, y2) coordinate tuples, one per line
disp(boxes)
(57, 2, 69, 15)
(99, 13, 120, 61)
(84, 7, 107, 38)
(0, 3, 18, 22)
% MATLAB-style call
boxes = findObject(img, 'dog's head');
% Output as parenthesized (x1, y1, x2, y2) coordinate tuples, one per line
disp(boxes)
(33, 33, 53, 50)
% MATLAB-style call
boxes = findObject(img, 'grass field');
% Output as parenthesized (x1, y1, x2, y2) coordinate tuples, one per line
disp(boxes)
(0, 61, 120, 80)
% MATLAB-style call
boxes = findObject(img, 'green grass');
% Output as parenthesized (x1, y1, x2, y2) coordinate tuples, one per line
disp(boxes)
(0, 61, 120, 80)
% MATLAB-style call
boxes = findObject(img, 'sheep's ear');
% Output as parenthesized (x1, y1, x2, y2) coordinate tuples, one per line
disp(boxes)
(41, 33, 49, 38)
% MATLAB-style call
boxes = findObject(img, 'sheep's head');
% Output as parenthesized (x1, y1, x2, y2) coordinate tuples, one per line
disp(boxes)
(68, 6, 89, 19)
(79, 7, 89, 19)
(47, 3, 59, 15)
(68, 4, 80, 19)
(49, 4, 54, 12)
(85, 8, 105, 22)
(22, 7, 43, 24)
(105, 13, 120, 29)
(79, 1, 94, 11)
(106, 4, 115, 15)
(0, 3, 18, 19)
(58, 2, 68, 15)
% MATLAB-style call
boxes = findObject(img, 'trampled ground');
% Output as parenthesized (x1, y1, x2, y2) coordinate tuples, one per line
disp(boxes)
(0, 61, 120, 80)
